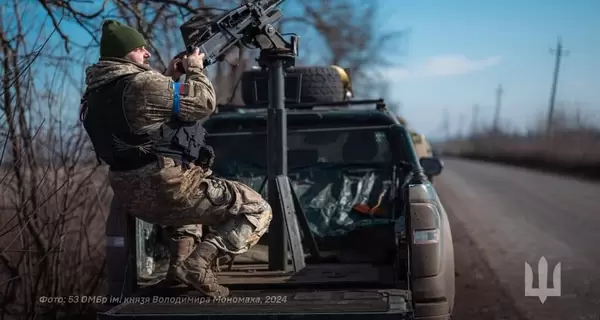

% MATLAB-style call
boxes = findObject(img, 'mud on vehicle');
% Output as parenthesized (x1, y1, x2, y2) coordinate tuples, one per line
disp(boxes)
(103, 66, 454, 320)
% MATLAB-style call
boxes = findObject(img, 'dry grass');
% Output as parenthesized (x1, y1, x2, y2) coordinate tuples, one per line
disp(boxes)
(442, 109, 600, 179)
(0, 158, 113, 319)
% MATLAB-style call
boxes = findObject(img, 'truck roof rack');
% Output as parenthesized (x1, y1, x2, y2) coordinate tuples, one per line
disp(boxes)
(216, 98, 387, 113)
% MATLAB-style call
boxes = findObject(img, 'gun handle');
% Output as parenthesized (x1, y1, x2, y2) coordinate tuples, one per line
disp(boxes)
(174, 47, 208, 74)
(176, 62, 185, 74)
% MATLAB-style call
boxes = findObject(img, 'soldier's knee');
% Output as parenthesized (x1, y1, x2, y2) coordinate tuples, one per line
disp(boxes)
(205, 215, 262, 254)
(255, 198, 272, 226)
(249, 201, 272, 240)
(261, 202, 273, 225)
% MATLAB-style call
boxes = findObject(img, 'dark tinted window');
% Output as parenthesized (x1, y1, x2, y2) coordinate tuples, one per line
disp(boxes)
(208, 128, 392, 173)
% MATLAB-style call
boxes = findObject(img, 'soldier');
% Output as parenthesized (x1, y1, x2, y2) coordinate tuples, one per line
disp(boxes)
(80, 20, 272, 298)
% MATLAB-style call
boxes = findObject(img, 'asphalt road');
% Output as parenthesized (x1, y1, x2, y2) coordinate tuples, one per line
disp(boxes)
(436, 158, 600, 320)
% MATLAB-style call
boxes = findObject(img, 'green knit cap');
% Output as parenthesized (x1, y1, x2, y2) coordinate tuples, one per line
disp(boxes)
(100, 20, 147, 58)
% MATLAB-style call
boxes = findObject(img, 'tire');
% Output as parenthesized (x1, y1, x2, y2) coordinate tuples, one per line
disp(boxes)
(241, 66, 345, 105)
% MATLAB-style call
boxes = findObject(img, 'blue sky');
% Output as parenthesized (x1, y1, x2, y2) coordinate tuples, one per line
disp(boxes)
(375, 0, 600, 139)
(14, 0, 600, 140)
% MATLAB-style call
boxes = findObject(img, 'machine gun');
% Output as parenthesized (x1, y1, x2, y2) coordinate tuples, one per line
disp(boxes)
(175, 0, 298, 73)
(177, 0, 304, 273)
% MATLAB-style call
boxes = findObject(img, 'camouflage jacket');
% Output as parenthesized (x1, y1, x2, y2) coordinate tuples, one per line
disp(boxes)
(83, 57, 216, 134)
(82, 57, 216, 216)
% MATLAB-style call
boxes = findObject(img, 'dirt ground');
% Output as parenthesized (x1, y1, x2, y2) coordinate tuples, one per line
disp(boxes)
(447, 208, 526, 320)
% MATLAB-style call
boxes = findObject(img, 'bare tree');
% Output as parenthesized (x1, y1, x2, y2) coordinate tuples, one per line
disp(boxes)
(1, 1, 110, 319)
(282, 0, 406, 99)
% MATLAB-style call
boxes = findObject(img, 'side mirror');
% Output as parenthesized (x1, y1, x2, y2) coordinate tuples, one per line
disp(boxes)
(420, 157, 444, 177)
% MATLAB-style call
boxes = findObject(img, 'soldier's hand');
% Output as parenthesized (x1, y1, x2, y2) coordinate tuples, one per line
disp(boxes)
(182, 47, 205, 72)
(164, 57, 183, 80)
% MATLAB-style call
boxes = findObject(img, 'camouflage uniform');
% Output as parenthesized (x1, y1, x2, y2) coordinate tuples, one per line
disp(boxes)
(165, 225, 203, 242)
(83, 54, 272, 297)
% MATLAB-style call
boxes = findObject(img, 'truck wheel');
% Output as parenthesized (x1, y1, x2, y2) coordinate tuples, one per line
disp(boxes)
(241, 66, 345, 105)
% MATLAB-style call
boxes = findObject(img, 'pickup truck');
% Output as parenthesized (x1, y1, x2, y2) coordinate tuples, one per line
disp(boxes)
(100, 98, 454, 320)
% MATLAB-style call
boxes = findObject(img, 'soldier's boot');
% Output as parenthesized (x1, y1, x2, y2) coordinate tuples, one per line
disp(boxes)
(165, 236, 196, 286)
(179, 241, 230, 298)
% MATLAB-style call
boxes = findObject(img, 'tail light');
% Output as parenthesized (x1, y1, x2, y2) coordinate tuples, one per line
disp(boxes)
(413, 228, 440, 245)
(409, 185, 443, 277)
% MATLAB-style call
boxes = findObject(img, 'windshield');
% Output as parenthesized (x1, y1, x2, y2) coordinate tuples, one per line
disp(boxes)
(207, 127, 400, 238)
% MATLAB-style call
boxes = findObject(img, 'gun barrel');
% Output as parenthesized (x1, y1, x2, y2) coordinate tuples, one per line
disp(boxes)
(262, 0, 284, 10)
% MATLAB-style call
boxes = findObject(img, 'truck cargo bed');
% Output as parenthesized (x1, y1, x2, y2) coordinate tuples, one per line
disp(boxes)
(98, 288, 413, 319)
(139, 263, 402, 289)
(217, 263, 396, 286)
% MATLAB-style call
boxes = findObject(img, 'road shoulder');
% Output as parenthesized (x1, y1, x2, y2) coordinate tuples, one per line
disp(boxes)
(438, 187, 526, 320)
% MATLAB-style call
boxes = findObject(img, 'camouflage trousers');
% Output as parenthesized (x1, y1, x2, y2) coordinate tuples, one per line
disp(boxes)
(109, 157, 272, 255)
(163, 224, 203, 242)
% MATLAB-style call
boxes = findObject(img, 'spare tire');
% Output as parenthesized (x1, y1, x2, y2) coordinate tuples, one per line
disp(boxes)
(241, 66, 345, 105)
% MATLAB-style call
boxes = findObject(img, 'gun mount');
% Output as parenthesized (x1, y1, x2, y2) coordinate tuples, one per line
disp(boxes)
(178, 0, 303, 273)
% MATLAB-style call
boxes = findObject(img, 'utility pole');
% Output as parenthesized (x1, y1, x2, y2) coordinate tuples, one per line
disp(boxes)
(547, 37, 569, 134)
(493, 84, 503, 132)
(471, 104, 480, 135)
(443, 108, 450, 140)
(458, 113, 466, 138)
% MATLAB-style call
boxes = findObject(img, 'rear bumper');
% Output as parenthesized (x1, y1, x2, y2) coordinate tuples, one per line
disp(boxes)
(98, 289, 414, 320)
(414, 300, 450, 320)
(415, 316, 450, 320)
(98, 313, 414, 320)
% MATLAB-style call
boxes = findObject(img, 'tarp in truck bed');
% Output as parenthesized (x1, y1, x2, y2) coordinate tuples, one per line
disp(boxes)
(215, 164, 402, 238)
(98, 288, 413, 319)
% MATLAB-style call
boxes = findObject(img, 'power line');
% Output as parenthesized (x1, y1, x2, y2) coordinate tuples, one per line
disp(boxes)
(547, 37, 569, 134)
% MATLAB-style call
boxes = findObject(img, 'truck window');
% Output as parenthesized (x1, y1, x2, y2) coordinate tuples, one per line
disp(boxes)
(206, 124, 401, 243)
